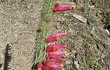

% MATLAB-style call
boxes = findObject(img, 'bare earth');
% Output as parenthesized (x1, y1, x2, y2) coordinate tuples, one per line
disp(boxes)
(0, 0, 43, 70)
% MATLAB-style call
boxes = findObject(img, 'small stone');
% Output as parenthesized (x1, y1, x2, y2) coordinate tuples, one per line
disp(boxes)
(27, 3, 32, 8)
(105, 29, 110, 35)
(0, 64, 2, 68)
(74, 60, 79, 69)
(64, 13, 69, 16)
(72, 14, 87, 23)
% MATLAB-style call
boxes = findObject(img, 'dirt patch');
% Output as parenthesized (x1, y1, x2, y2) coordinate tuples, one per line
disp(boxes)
(0, 0, 43, 70)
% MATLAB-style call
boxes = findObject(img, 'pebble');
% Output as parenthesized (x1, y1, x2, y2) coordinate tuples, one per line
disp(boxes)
(74, 60, 79, 69)
(72, 14, 87, 23)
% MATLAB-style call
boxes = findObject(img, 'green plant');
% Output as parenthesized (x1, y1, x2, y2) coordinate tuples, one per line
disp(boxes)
(86, 52, 94, 69)
(93, 64, 101, 70)
(60, 19, 71, 26)
(35, 21, 47, 63)
(41, 0, 55, 21)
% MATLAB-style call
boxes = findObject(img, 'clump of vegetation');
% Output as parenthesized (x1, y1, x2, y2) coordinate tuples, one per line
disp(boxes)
(85, 51, 101, 70)
(60, 19, 71, 26)
(41, 0, 56, 21)
(35, 21, 47, 63)
(86, 52, 94, 69)
(93, 63, 101, 70)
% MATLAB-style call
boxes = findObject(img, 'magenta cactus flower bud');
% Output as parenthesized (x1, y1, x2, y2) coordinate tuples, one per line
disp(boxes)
(45, 36, 60, 43)
(48, 51, 67, 56)
(48, 44, 67, 48)
(47, 58, 63, 63)
(48, 56, 63, 60)
(50, 32, 67, 37)
(36, 63, 43, 70)
(48, 54, 63, 58)
(53, 3, 76, 12)
(48, 63, 63, 69)
(46, 44, 67, 52)
(43, 61, 63, 69)
(43, 61, 50, 66)
(46, 47, 57, 52)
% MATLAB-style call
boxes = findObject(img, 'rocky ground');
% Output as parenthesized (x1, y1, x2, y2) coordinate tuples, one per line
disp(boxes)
(0, 0, 110, 70)
(47, 0, 110, 70)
